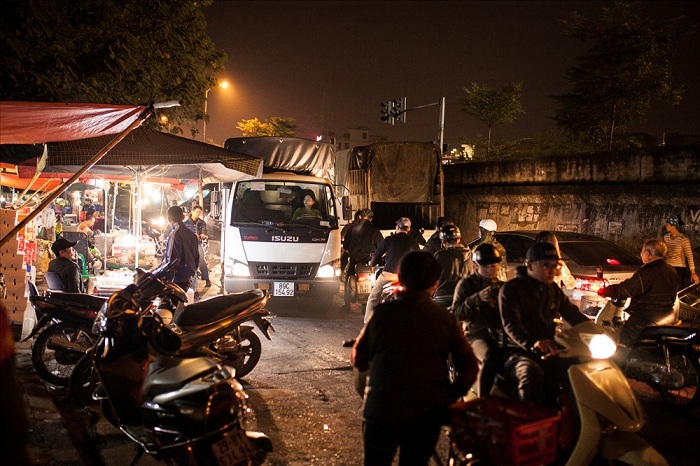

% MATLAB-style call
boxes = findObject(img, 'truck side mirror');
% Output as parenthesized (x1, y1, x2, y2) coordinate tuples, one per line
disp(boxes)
(342, 197, 352, 221)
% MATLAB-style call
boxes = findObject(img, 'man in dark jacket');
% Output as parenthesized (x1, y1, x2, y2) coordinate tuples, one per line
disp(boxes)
(452, 243, 504, 397)
(432, 225, 471, 308)
(48, 237, 84, 292)
(598, 238, 678, 349)
(352, 251, 478, 466)
(499, 242, 589, 406)
(343, 209, 384, 280)
(162, 206, 200, 294)
(424, 217, 453, 256)
(364, 217, 420, 322)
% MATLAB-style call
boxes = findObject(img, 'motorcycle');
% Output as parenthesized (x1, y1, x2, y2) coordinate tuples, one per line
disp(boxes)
(24, 280, 105, 386)
(450, 320, 668, 465)
(594, 295, 700, 409)
(71, 262, 274, 403)
(344, 262, 373, 308)
(80, 267, 273, 465)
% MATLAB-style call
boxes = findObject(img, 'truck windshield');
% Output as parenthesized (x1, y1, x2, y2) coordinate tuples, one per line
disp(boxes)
(232, 180, 338, 228)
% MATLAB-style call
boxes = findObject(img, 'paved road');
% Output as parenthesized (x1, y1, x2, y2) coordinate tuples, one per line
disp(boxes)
(19, 282, 700, 465)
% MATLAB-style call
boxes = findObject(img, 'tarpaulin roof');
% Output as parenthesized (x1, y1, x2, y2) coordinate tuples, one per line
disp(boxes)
(224, 136, 335, 181)
(0, 101, 147, 144)
(16, 127, 264, 183)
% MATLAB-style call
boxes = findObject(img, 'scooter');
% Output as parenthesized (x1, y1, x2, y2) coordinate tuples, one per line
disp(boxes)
(450, 320, 669, 465)
(24, 281, 105, 386)
(84, 267, 272, 465)
(71, 263, 274, 404)
(344, 262, 373, 308)
(595, 297, 700, 409)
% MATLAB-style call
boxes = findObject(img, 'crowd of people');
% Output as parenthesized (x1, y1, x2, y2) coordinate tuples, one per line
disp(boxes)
(345, 211, 697, 465)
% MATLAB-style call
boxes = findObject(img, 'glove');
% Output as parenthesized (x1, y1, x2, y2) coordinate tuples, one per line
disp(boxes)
(597, 286, 608, 297)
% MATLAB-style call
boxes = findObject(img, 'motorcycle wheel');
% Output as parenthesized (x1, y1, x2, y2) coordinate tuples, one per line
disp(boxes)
(347, 275, 358, 304)
(656, 351, 700, 409)
(69, 354, 99, 406)
(32, 322, 94, 386)
(223, 330, 262, 379)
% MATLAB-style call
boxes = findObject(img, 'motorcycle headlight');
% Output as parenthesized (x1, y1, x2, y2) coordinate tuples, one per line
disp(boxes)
(589, 333, 617, 359)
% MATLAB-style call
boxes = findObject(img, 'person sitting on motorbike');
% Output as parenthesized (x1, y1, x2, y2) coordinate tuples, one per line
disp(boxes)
(340, 209, 364, 278)
(597, 238, 678, 354)
(343, 209, 383, 279)
(470, 218, 508, 281)
(432, 225, 471, 309)
(424, 217, 453, 256)
(452, 243, 505, 397)
(499, 242, 589, 407)
(48, 237, 84, 293)
(352, 251, 478, 466)
(364, 217, 420, 322)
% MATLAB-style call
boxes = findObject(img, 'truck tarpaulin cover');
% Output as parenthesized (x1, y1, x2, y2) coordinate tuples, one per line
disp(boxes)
(0, 101, 147, 144)
(368, 142, 440, 203)
(224, 137, 335, 182)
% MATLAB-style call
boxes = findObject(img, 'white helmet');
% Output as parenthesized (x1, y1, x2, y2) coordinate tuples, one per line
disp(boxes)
(479, 219, 497, 232)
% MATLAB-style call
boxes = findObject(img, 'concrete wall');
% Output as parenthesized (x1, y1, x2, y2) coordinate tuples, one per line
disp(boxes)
(443, 148, 700, 264)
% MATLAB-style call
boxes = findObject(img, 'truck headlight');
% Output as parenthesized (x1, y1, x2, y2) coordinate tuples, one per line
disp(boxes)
(317, 259, 341, 278)
(231, 261, 250, 277)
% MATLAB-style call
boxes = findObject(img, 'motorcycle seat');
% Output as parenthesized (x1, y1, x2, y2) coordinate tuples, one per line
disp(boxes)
(44, 291, 107, 309)
(143, 356, 221, 399)
(175, 289, 265, 327)
(637, 325, 698, 343)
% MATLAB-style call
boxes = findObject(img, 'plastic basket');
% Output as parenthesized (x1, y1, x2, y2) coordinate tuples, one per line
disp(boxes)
(449, 396, 560, 466)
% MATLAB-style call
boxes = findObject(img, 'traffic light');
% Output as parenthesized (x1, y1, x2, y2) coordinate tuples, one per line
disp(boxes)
(393, 97, 406, 123)
(381, 101, 394, 125)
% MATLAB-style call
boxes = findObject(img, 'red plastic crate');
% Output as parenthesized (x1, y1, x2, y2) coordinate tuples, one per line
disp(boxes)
(449, 396, 560, 466)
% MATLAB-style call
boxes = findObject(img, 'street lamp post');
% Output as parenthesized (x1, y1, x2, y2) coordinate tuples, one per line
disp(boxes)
(202, 80, 229, 144)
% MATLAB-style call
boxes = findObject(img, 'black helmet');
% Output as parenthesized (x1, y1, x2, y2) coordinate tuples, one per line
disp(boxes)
(439, 224, 461, 242)
(473, 243, 501, 265)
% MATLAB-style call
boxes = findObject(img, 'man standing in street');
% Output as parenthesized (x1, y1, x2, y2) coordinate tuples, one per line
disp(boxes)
(352, 251, 478, 466)
(189, 205, 211, 297)
(48, 237, 84, 293)
(162, 206, 200, 294)
(364, 217, 419, 322)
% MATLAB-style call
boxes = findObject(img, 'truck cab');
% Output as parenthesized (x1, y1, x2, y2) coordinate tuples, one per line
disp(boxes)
(222, 172, 342, 311)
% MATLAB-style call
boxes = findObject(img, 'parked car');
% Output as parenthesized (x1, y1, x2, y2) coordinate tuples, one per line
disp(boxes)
(491, 231, 642, 312)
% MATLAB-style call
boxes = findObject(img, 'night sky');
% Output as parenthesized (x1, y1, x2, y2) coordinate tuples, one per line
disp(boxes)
(203, 1, 700, 148)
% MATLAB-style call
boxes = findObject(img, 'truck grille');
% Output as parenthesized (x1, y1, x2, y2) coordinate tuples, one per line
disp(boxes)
(251, 263, 315, 279)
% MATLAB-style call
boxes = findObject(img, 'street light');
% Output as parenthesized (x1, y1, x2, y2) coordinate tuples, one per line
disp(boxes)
(203, 80, 229, 143)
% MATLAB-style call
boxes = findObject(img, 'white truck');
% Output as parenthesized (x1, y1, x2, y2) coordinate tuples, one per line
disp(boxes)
(221, 137, 346, 312)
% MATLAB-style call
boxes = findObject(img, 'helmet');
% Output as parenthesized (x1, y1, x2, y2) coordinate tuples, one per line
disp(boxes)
(439, 224, 461, 242)
(473, 243, 501, 265)
(479, 219, 497, 232)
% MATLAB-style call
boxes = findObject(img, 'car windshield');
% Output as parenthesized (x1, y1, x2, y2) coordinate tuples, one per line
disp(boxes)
(560, 241, 641, 266)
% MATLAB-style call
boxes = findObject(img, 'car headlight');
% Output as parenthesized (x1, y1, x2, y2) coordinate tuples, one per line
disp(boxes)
(317, 259, 341, 278)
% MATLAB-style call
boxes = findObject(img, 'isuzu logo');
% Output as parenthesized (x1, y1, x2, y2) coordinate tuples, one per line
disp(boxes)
(272, 235, 299, 242)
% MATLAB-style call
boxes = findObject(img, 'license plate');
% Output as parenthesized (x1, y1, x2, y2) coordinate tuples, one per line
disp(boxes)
(357, 282, 372, 295)
(274, 281, 295, 296)
(211, 428, 252, 466)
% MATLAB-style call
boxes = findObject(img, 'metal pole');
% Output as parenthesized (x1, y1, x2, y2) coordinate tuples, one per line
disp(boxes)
(438, 97, 445, 216)
(203, 88, 209, 142)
